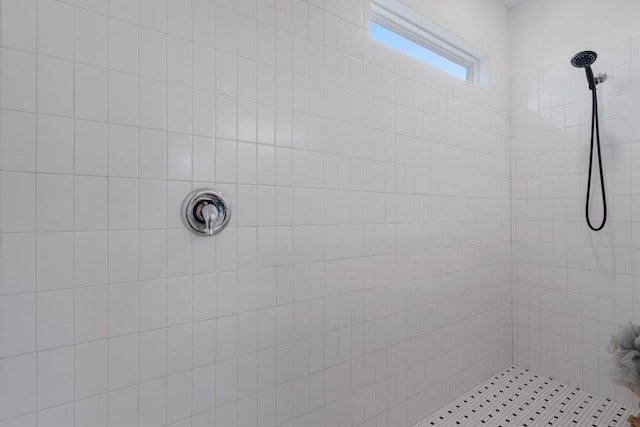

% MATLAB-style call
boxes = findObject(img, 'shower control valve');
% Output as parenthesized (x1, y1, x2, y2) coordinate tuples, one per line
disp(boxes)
(182, 188, 231, 236)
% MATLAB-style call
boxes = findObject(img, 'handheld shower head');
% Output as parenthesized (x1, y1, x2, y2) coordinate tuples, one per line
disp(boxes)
(571, 50, 597, 68)
(571, 50, 607, 231)
(571, 50, 598, 91)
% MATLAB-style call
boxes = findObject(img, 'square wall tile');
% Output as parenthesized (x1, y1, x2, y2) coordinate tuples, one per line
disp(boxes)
(138, 179, 166, 229)
(0, 354, 36, 421)
(74, 176, 108, 231)
(108, 334, 139, 390)
(108, 230, 138, 283)
(37, 0, 73, 59)
(75, 0, 108, 14)
(193, 44, 215, 92)
(139, 77, 167, 130)
(192, 365, 215, 414)
(140, 0, 166, 31)
(37, 232, 73, 291)
(166, 132, 192, 181)
(74, 340, 108, 399)
(0, 171, 36, 232)
(192, 0, 214, 45)
(139, 229, 167, 279)
(74, 232, 108, 288)
(74, 286, 108, 343)
(75, 120, 108, 176)
(109, 0, 138, 23)
(74, 394, 107, 427)
(37, 402, 73, 425)
(139, 279, 167, 329)
(167, 84, 192, 134)
(37, 289, 74, 350)
(166, 229, 192, 277)
(0, 48, 36, 111)
(139, 28, 166, 81)
(36, 174, 73, 232)
(108, 282, 139, 336)
(0, 293, 36, 358)
(139, 129, 166, 179)
(0, 232, 36, 295)
(193, 90, 215, 137)
(108, 18, 138, 74)
(107, 385, 138, 426)
(108, 71, 138, 126)
(167, 323, 192, 373)
(139, 329, 166, 381)
(167, 276, 192, 326)
(74, 7, 108, 67)
(167, 36, 192, 87)
(0, 0, 36, 52)
(37, 56, 73, 117)
(36, 115, 73, 174)
(166, 371, 191, 424)
(139, 378, 166, 427)
(0, 110, 36, 172)
(108, 178, 138, 230)
(75, 64, 108, 122)
(37, 346, 74, 409)
(166, 0, 191, 39)
(193, 136, 215, 182)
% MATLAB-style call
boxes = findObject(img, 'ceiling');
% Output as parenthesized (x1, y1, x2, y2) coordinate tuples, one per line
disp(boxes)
(497, 0, 528, 8)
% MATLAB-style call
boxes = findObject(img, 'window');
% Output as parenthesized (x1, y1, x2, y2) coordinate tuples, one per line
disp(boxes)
(370, 21, 467, 80)
(369, 0, 489, 87)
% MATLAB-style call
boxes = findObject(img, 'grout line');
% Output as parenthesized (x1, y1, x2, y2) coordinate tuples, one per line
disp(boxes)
(189, 1, 196, 422)
(163, 1, 170, 424)
(135, 1, 142, 425)
(509, 77, 516, 368)
(104, 0, 111, 424)
(33, 0, 39, 417)
(71, 1, 76, 425)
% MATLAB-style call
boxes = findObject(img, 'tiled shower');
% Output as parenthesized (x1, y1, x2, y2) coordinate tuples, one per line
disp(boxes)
(0, 0, 637, 426)
(511, 19, 640, 407)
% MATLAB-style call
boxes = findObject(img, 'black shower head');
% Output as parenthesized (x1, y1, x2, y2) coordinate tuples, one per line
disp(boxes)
(571, 50, 597, 68)
(571, 50, 598, 91)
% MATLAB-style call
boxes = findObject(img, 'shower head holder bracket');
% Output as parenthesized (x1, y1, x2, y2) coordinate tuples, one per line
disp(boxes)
(594, 73, 607, 86)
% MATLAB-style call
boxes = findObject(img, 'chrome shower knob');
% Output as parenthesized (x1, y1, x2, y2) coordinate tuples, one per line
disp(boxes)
(182, 188, 231, 236)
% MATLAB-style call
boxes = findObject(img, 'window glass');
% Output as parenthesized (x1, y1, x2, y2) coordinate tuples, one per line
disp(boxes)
(370, 21, 468, 80)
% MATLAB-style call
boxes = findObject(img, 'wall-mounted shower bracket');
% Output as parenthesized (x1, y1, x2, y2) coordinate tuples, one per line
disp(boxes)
(595, 73, 607, 85)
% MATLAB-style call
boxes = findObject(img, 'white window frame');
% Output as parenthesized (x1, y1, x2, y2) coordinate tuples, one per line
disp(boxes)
(370, 0, 490, 88)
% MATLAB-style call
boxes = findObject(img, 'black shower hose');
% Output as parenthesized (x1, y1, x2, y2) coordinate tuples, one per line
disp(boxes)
(585, 89, 607, 231)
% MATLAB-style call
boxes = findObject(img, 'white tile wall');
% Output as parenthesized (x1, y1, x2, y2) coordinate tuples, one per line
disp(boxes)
(511, 32, 640, 408)
(0, 0, 511, 425)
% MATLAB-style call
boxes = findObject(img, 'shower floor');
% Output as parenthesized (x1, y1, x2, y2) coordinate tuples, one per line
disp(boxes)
(415, 366, 636, 427)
